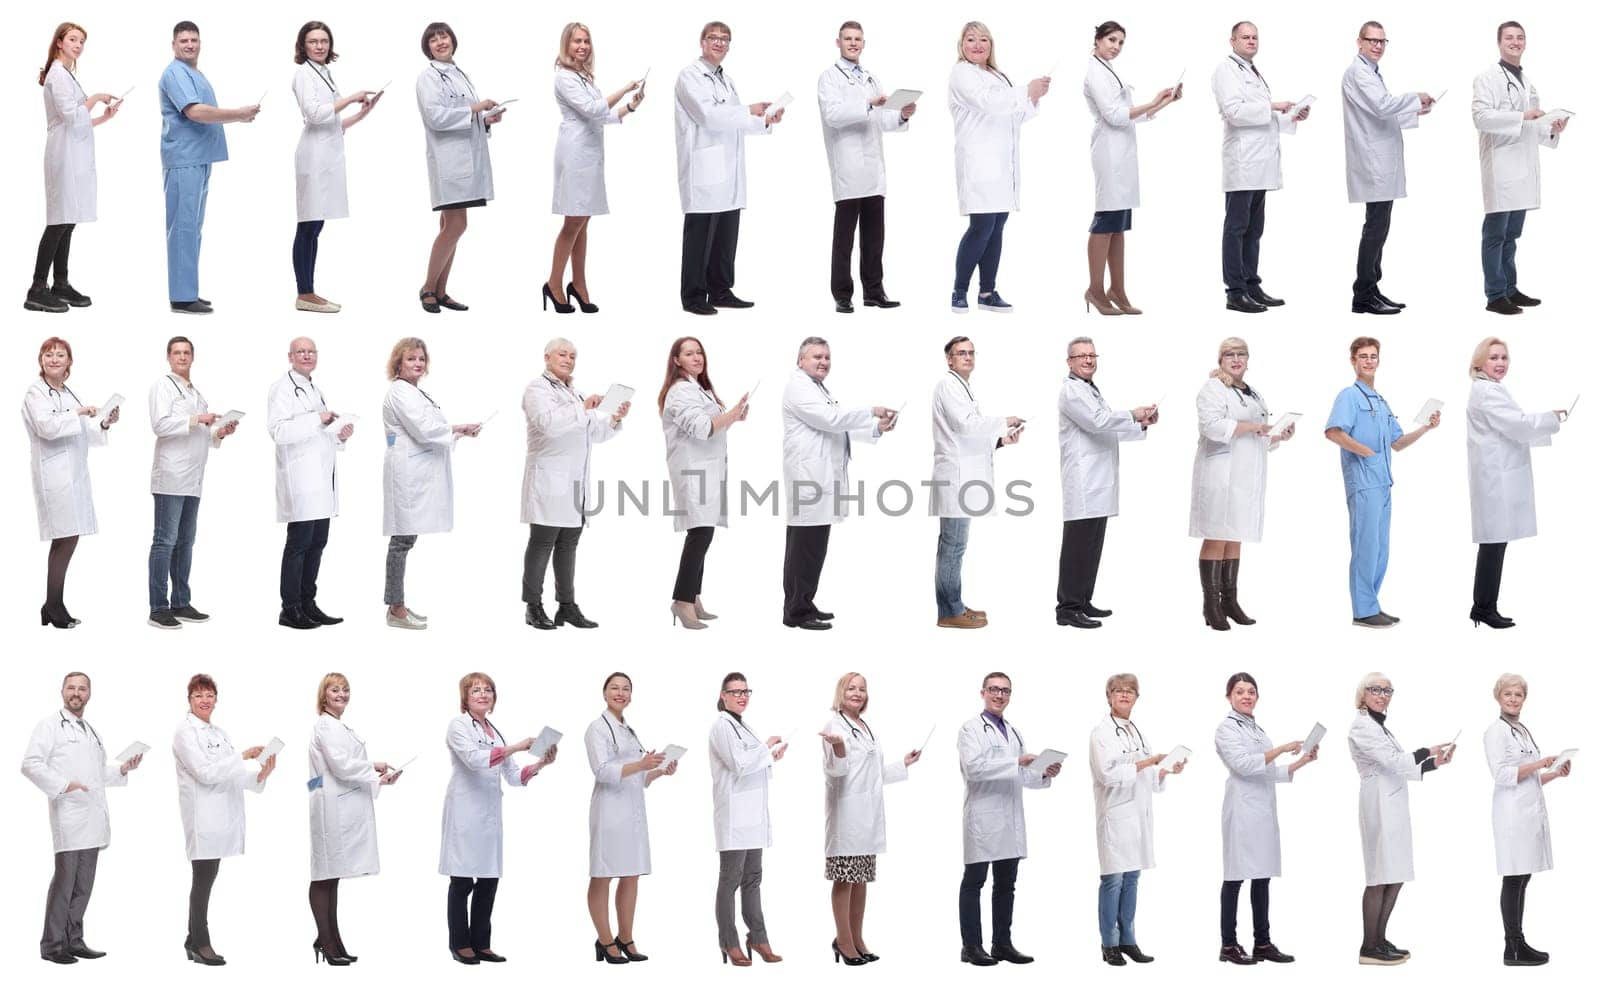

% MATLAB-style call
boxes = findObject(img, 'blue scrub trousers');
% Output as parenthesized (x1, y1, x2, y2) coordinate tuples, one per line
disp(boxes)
(164, 164, 211, 303)
(1347, 486, 1391, 618)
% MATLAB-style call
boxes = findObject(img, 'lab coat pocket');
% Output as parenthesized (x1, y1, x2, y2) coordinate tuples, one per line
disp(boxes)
(962, 148, 1005, 184)
(972, 804, 1008, 837)
(692, 145, 728, 188)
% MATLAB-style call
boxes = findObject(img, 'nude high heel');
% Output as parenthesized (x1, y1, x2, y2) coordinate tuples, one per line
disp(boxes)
(670, 601, 707, 629)
(1084, 289, 1123, 316)
(693, 595, 719, 620)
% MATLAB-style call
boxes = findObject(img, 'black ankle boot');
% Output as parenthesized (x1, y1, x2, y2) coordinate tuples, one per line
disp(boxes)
(554, 603, 599, 628)
(524, 602, 556, 630)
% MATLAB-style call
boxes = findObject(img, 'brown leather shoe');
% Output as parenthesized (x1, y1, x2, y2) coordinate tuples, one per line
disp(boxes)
(747, 939, 782, 963)
(963, 607, 988, 619)
(937, 613, 986, 629)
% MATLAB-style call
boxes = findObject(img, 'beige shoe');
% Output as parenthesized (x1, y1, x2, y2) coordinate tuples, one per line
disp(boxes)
(386, 609, 426, 630)
(694, 595, 719, 620)
(670, 601, 707, 630)
(295, 297, 342, 313)
(937, 613, 986, 629)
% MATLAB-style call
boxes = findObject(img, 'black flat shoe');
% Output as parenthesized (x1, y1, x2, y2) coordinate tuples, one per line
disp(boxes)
(170, 300, 213, 314)
(449, 949, 480, 965)
(1486, 296, 1522, 315)
(1119, 944, 1154, 963)
(1246, 286, 1284, 306)
(862, 295, 900, 308)
(1082, 603, 1113, 617)
(438, 295, 469, 311)
(554, 603, 599, 628)
(1373, 291, 1405, 309)
(1507, 290, 1541, 307)
(960, 945, 997, 966)
(25, 285, 70, 313)
(278, 607, 320, 630)
(51, 283, 92, 307)
(991, 943, 1034, 964)
(1219, 944, 1257, 965)
(595, 938, 630, 964)
(543, 283, 575, 314)
(42, 952, 77, 964)
(1252, 943, 1295, 963)
(1225, 290, 1267, 313)
(567, 282, 599, 313)
(1352, 297, 1402, 315)
(1382, 940, 1410, 958)
(617, 940, 648, 962)
(473, 949, 506, 962)
(303, 601, 343, 625)
(419, 289, 441, 313)
(782, 617, 832, 630)
(1056, 610, 1102, 629)
(525, 602, 556, 630)
(1101, 946, 1126, 966)
(813, 610, 836, 621)
(709, 292, 754, 308)
(1470, 607, 1515, 628)
(832, 940, 868, 966)
(68, 945, 106, 960)
(835, 299, 855, 313)
(683, 300, 717, 315)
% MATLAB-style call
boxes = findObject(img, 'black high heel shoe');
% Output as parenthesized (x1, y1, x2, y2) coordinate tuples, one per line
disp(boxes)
(1470, 607, 1515, 629)
(542, 283, 574, 314)
(567, 282, 599, 314)
(832, 940, 868, 966)
(617, 940, 648, 962)
(41, 604, 78, 628)
(313, 941, 352, 966)
(594, 939, 630, 964)
(419, 289, 441, 313)
(184, 944, 226, 966)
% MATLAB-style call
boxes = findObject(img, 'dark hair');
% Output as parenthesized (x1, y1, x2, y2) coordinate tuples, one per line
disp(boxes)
(421, 21, 456, 58)
(1094, 21, 1126, 41)
(62, 671, 91, 688)
(295, 21, 338, 65)
(944, 335, 971, 356)
(173, 21, 199, 39)
(982, 671, 1012, 689)
(1497, 21, 1524, 41)
(839, 20, 863, 34)
(716, 672, 748, 712)
(1225, 671, 1259, 696)
(603, 672, 633, 691)
(187, 673, 218, 696)
(657, 336, 722, 413)
(167, 335, 193, 356)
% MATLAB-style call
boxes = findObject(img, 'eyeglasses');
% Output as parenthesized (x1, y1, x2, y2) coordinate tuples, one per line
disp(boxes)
(1365, 685, 1395, 697)
(703, 35, 730, 44)
(292, 349, 318, 357)
(950, 349, 976, 358)
(1111, 688, 1139, 697)
(1222, 350, 1250, 359)
(1360, 37, 1390, 46)
(984, 686, 1012, 697)
(723, 688, 753, 699)
(1069, 353, 1099, 361)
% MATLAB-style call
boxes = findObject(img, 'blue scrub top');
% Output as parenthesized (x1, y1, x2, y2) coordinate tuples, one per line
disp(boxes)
(159, 60, 228, 169)
(1325, 381, 1402, 494)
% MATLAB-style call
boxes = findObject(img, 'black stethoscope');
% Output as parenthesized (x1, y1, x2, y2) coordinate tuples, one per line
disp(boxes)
(167, 374, 207, 408)
(399, 380, 440, 409)
(700, 62, 732, 104)
(1227, 383, 1269, 420)
(308, 61, 338, 96)
(41, 382, 83, 413)
(192, 717, 231, 753)
(836, 711, 876, 745)
(1227, 710, 1265, 741)
(1500, 716, 1538, 756)
(947, 369, 976, 404)
(1498, 65, 1526, 105)
(603, 714, 643, 753)
(1068, 372, 1105, 402)
(60, 63, 87, 102)
(980, 715, 1024, 751)
(1111, 716, 1148, 755)
(1229, 54, 1269, 91)
(429, 59, 475, 100)
(287, 371, 326, 410)
(1093, 56, 1125, 92)
(59, 711, 103, 747)
(835, 63, 876, 89)
(724, 711, 758, 746)
(469, 716, 504, 748)
(1353, 383, 1393, 421)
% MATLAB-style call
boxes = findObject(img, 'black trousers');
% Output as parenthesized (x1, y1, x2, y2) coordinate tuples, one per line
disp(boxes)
(1056, 517, 1109, 615)
(1474, 542, 1507, 611)
(1353, 200, 1394, 300)
(280, 518, 331, 610)
(959, 858, 1019, 947)
(188, 858, 220, 948)
(781, 524, 831, 623)
(522, 524, 582, 604)
(680, 209, 740, 305)
(33, 224, 76, 285)
(831, 195, 886, 302)
(673, 526, 715, 602)
(1221, 190, 1267, 291)
(41, 847, 97, 956)
(447, 876, 499, 952)
(1220, 877, 1271, 947)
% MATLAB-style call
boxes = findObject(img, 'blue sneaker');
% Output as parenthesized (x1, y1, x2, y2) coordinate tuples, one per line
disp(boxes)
(976, 291, 1012, 313)
(951, 291, 969, 313)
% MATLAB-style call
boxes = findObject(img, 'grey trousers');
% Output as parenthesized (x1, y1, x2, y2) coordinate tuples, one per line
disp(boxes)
(716, 848, 768, 948)
(384, 535, 418, 606)
(522, 524, 582, 605)
(41, 847, 98, 956)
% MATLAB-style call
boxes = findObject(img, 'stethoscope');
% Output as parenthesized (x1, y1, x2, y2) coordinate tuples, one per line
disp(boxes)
(1500, 716, 1538, 756)
(1229, 54, 1269, 91)
(1111, 716, 1148, 755)
(307, 61, 338, 96)
(1227, 382, 1269, 421)
(700, 62, 732, 104)
(398, 379, 440, 409)
(167, 374, 206, 408)
(836, 711, 876, 746)
(1093, 56, 1125, 92)
(1227, 710, 1266, 742)
(1498, 65, 1526, 107)
(1353, 383, 1393, 421)
(1068, 372, 1106, 405)
(980, 715, 1024, 751)
(723, 711, 758, 746)
(41, 381, 83, 413)
(192, 717, 232, 753)
(429, 59, 476, 100)
(60, 63, 87, 102)
(947, 369, 976, 404)
(468, 716, 504, 748)
(835, 63, 876, 89)
(287, 371, 326, 411)
(58, 711, 103, 748)
(603, 714, 643, 753)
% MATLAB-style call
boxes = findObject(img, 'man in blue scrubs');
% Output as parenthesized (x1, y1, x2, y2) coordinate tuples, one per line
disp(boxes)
(1323, 337, 1439, 627)
(158, 21, 258, 314)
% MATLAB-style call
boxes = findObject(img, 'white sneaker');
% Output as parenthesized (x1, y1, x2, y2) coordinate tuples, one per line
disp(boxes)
(386, 610, 427, 630)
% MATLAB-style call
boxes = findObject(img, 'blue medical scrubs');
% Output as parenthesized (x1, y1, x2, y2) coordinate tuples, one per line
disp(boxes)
(1326, 381, 1403, 619)
(158, 60, 228, 304)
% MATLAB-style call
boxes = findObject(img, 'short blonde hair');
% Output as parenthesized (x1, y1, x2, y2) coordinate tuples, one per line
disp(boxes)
(386, 337, 430, 380)
(317, 672, 350, 715)
(1493, 672, 1528, 700)
(1105, 673, 1140, 701)
(1355, 671, 1391, 709)
(956, 21, 999, 70)
(1211, 337, 1249, 386)
(459, 672, 497, 714)
(1469, 336, 1508, 380)
(831, 672, 869, 714)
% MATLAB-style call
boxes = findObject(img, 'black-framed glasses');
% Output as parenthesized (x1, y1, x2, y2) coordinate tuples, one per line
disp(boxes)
(1360, 37, 1390, 47)
(1366, 685, 1395, 697)
(723, 688, 753, 699)
(984, 686, 1012, 697)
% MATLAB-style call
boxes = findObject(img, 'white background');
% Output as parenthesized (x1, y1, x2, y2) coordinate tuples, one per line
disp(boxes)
(2, 0, 1594, 984)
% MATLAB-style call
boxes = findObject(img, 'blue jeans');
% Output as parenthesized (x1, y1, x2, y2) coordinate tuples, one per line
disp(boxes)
(935, 517, 971, 618)
(1481, 209, 1527, 300)
(954, 212, 1008, 293)
(149, 494, 200, 610)
(1098, 870, 1140, 946)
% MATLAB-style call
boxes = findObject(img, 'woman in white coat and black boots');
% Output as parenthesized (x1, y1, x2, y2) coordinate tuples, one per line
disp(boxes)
(1190, 337, 1292, 631)
(545, 23, 642, 314)
(1484, 673, 1570, 966)
(709, 673, 786, 966)
(1465, 337, 1564, 628)
(26, 22, 118, 314)
(585, 672, 676, 963)
(172, 674, 277, 966)
(1347, 672, 1455, 965)
(820, 673, 920, 964)
(947, 22, 1049, 313)
(1081, 22, 1178, 316)
(381, 338, 480, 629)
(659, 337, 749, 630)
(307, 672, 400, 966)
(25, 336, 118, 628)
(1213, 672, 1317, 965)
(441, 672, 556, 965)
(290, 21, 378, 314)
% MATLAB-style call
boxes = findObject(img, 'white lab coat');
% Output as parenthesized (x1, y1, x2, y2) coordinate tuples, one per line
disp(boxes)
(1058, 375, 1144, 521)
(1215, 712, 1291, 881)
(293, 61, 350, 222)
(1341, 56, 1419, 204)
(1211, 55, 1297, 192)
(930, 371, 1007, 518)
(958, 713, 1048, 865)
(172, 713, 264, 861)
(552, 68, 621, 216)
(308, 713, 381, 881)
(674, 58, 769, 213)
(438, 714, 532, 878)
(1467, 377, 1559, 544)
(416, 60, 494, 208)
(708, 711, 774, 852)
(1189, 377, 1276, 542)
(149, 374, 219, 497)
(22, 380, 105, 540)
(1472, 64, 1558, 213)
(521, 373, 618, 527)
(1348, 710, 1423, 885)
(948, 61, 1037, 215)
(267, 370, 344, 523)
(1089, 714, 1165, 875)
(1084, 57, 1148, 211)
(782, 368, 879, 526)
(661, 379, 729, 531)
(1483, 718, 1552, 876)
(21, 709, 127, 853)
(817, 60, 907, 202)
(823, 711, 909, 857)
(585, 710, 652, 878)
(381, 380, 456, 536)
(42, 61, 96, 225)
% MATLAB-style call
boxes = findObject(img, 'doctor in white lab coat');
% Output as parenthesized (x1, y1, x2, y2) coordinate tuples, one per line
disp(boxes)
(1473, 22, 1568, 313)
(1056, 337, 1154, 629)
(21, 672, 142, 964)
(708, 673, 787, 964)
(1347, 672, 1454, 965)
(521, 338, 625, 630)
(781, 339, 893, 630)
(307, 672, 399, 965)
(659, 336, 749, 628)
(290, 21, 378, 313)
(1213, 672, 1316, 965)
(948, 21, 1048, 313)
(25, 337, 117, 628)
(1190, 338, 1292, 631)
(820, 673, 919, 964)
(957, 672, 1058, 966)
(1090, 673, 1179, 965)
(931, 335, 1019, 629)
(1211, 21, 1308, 312)
(1484, 673, 1568, 966)
(172, 673, 276, 965)
(440, 671, 555, 964)
(380, 337, 481, 630)
(1465, 338, 1564, 627)
(584, 673, 676, 962)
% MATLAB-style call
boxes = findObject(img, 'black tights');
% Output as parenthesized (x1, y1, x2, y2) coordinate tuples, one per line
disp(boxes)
(33, 224, 75, 286)
(188, 859, 221, 949)
(1220, 878, 1270, 947)
(1360, 882, 1402, 949)
(1500, 874, 1532, 938)
(310, 878, 346, 954)
(46, 536, 78, 610)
